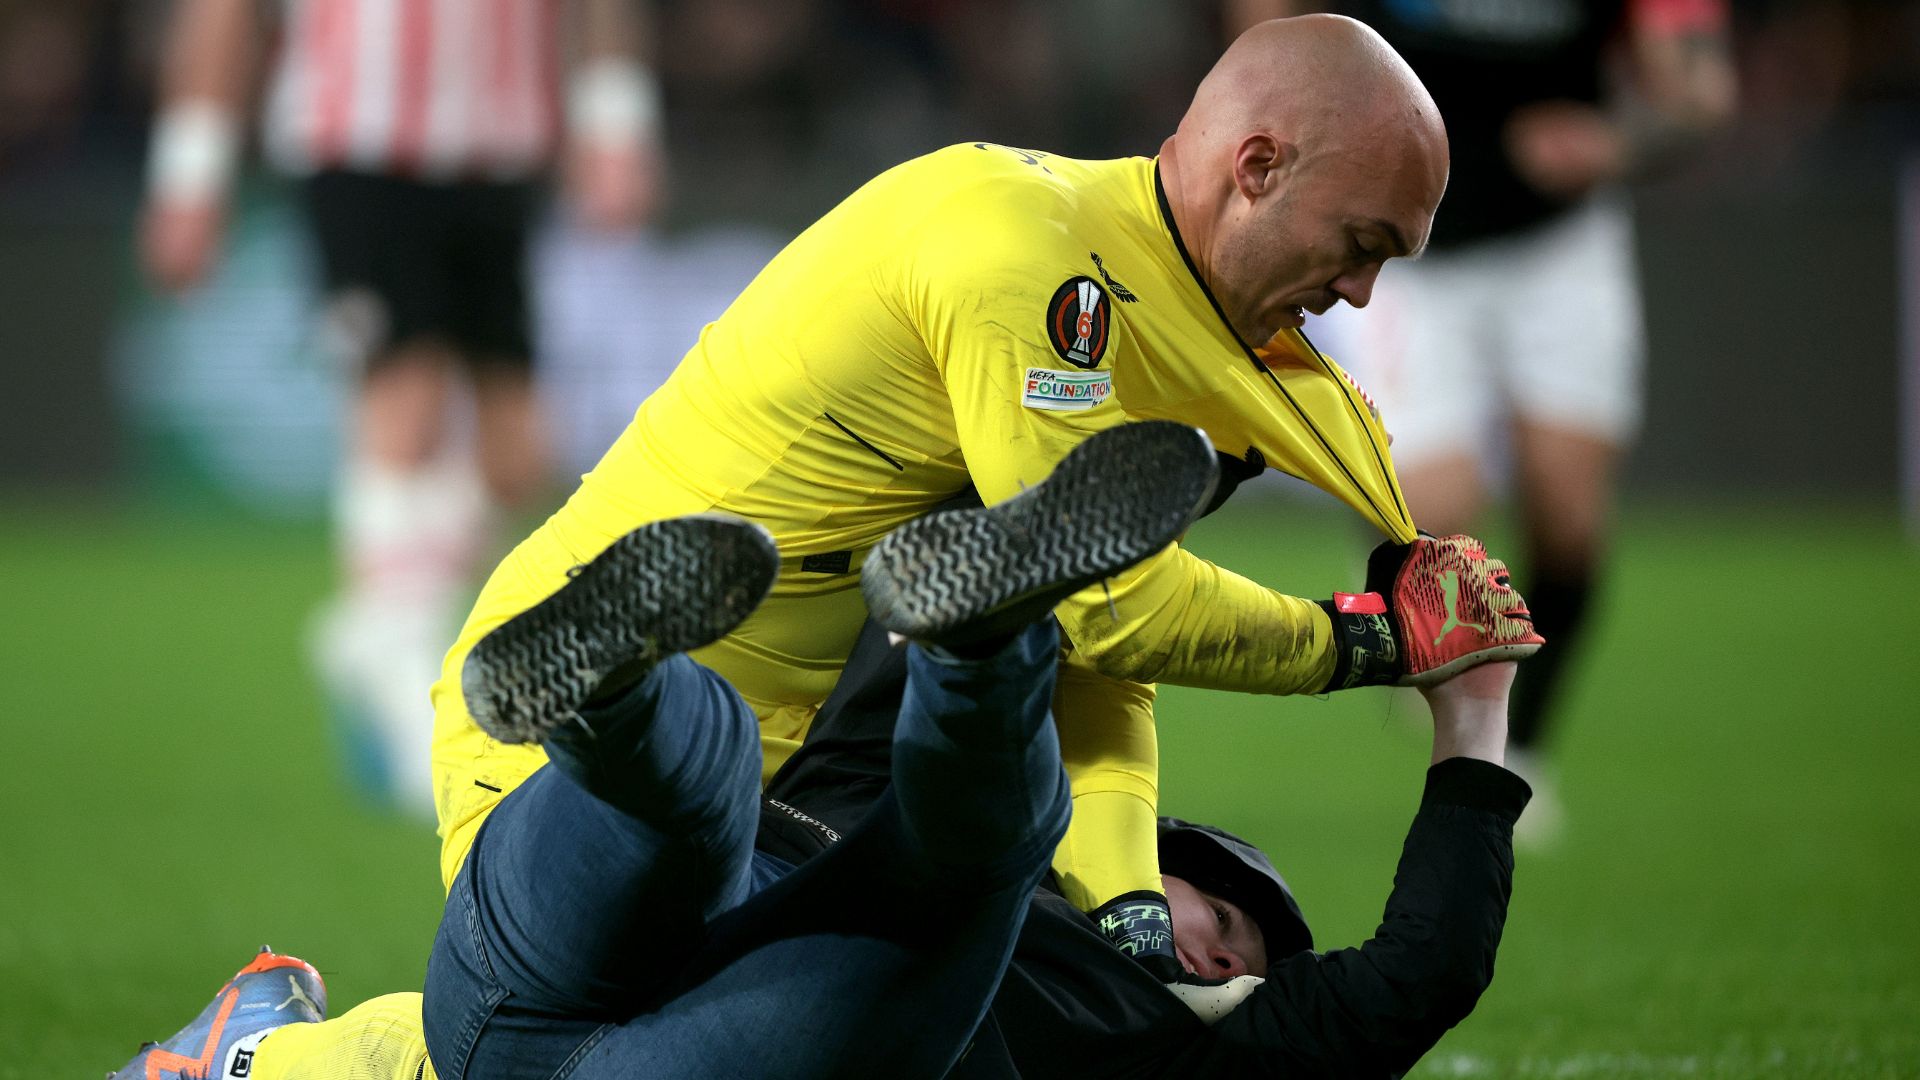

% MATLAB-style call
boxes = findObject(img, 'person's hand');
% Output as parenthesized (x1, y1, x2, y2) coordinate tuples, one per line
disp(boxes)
(139, 196, 225, 294)
(565, 136, 664, 233)
(1420, 659, 1515, 766)
(1418, 657, 1516, 709)
(1503, 99, 1625, 201)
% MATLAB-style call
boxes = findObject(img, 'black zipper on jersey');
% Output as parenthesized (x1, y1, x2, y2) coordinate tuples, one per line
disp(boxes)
(1151, 165, 1408, 529)
(824, 412, 905, 471)
(1292, 326, 1409, 526)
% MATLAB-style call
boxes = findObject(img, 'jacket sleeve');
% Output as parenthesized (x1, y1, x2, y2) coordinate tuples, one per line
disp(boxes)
(906, 181, 1336, 696)
(1204, 758, 1531, 1078)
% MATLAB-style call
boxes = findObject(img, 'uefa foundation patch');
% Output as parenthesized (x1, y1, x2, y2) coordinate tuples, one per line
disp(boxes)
(1023, 367, 1112, 411)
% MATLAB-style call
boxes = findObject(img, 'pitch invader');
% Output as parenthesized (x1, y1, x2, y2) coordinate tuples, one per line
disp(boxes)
(111, 421, 1543, 1079)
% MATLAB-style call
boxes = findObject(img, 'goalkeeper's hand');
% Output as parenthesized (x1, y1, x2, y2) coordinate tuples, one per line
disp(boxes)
(1089, 891, 1268, 1025)
(1320, 534, 1546, 691)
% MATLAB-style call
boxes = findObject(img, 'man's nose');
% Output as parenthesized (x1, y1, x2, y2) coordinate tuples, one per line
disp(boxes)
(1332, 264, 1382, 309)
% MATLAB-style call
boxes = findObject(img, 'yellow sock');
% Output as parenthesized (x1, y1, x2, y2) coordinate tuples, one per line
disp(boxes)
(1050, 658, 1164, 911)
(252, 993, 434, 1080)
(1052, 785, 1163, 910)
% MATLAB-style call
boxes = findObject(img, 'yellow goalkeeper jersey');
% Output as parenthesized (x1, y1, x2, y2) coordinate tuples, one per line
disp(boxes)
(432, 143, 1413, 895)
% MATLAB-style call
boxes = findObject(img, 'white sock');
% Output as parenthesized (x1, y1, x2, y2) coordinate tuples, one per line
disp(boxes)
(319, 453, 496, 816)
(335, 453, 493, 605)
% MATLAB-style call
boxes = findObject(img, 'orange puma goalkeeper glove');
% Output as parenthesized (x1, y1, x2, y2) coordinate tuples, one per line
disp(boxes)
(1321, 534, 1546, 691)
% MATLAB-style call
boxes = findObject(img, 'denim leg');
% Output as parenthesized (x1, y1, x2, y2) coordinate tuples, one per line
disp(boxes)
(540, 652, 766, 910)
(563, 621, 1072, 1079)
(423, 653, 769, 1076)
(891, 620, 1070, 887)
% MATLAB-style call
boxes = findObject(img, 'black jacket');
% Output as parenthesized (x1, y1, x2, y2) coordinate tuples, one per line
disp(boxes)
(762, 618, 1530, 1078)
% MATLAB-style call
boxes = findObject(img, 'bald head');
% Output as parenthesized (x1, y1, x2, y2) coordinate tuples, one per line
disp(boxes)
(1161, 16, 1448, 345)
(1180, 15, 1444, 172)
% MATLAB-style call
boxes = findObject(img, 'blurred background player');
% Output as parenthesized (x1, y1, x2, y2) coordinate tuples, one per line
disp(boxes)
(138, 0, 664, 814)
(1242, 0, 1736, 841)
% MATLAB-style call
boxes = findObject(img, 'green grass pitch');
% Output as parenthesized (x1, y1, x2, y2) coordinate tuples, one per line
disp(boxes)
(1, 497, 1915, 1077)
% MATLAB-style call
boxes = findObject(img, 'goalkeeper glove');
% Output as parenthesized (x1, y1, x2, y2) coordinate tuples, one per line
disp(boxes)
(1321, 533, 1545, 691)
(1091, 891, 1182, 979)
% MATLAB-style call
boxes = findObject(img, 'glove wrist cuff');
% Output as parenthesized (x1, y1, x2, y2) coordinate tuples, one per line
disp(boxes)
(1319, 595, 1403, 691)
(1091, 890, 1178, 972)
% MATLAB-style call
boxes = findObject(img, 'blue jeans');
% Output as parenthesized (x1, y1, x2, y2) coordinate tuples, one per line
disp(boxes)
(422, 622, 1070, 1079)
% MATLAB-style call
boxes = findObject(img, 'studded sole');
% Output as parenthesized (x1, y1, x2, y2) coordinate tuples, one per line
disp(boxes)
(862, 421, 1219, 648)
(463, 515, 779, 744)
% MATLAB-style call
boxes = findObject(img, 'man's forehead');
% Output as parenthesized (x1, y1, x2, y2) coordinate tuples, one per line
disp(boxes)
(1344, 214, 1420, 259)
(1313, 146, 1440, 244)
(1334, 156, 1440, 256)
(1351, 215, 1423, 259)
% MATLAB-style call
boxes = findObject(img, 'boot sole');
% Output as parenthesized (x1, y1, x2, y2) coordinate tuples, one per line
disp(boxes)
(862, 421, 1219, 647)
(463, 515, 779, 743)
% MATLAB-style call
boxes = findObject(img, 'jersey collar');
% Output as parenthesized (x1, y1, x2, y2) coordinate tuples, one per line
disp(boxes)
(1152, 161, 1252, 355)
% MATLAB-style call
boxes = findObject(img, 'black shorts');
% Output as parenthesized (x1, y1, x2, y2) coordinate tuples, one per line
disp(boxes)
(303, 170, 541, 369)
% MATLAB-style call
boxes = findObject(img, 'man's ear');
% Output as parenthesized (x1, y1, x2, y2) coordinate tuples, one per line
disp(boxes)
(1233, 134, 1298, 202)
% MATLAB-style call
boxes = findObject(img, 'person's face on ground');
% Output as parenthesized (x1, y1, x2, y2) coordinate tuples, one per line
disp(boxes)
(1163, 874, 1269, 979)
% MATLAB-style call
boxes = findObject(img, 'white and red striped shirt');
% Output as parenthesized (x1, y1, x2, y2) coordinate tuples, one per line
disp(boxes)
(263, 0, 563, 181)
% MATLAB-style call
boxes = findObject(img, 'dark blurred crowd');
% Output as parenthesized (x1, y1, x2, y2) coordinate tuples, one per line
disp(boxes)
(2, 0, 1913, 225)
(2, 0, 1220, 229)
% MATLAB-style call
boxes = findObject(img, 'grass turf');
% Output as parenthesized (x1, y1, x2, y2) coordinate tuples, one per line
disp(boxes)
(1, 496, 1915, 1077)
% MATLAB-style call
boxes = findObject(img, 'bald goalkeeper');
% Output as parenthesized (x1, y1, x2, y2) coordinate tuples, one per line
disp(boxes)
(432, 14, 1462, 977)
